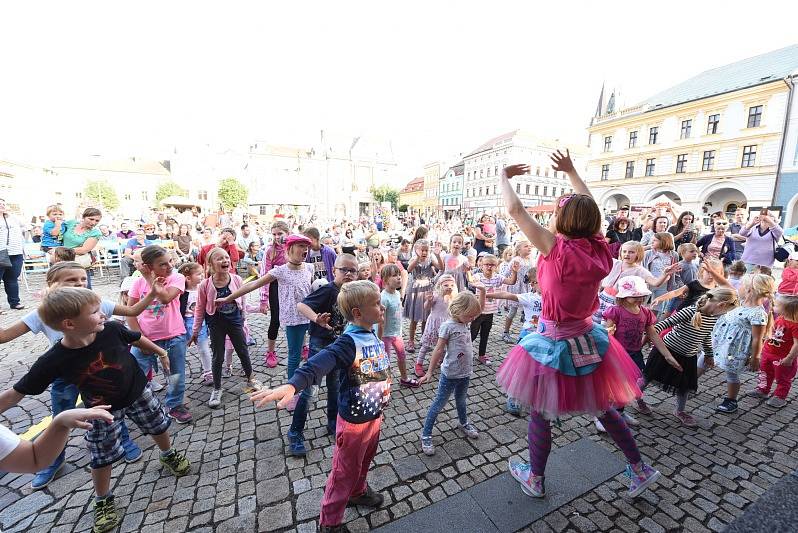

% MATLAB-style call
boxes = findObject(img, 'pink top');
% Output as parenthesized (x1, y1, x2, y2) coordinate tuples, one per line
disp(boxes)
(129, 273, 186, 341)
(270, 263, 314, 326)
(537, 235, 613, 322)
(192, 274, 246, 336)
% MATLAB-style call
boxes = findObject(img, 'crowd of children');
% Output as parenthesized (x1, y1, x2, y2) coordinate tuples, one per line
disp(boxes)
(2, 149, 798, 533)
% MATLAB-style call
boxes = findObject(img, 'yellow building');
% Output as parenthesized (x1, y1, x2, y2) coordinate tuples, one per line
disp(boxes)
(422, 161, 442, 217)
(399, 177, 425, 214)
(587, 44, 798, 222)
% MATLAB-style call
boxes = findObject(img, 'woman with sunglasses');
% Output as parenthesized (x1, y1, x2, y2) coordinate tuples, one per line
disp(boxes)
(738, 208, 784, 272)
(696, 217, 736, 266)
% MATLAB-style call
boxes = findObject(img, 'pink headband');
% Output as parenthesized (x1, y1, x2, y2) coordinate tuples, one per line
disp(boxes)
(558, 195, 575, 208)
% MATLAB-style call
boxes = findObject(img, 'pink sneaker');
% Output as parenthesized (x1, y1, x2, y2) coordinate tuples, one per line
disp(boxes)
(301, 345, 309, 361)
(202, 372, 214, 386)
(674, 410, 697, 427)
(265, 351, 278, 368)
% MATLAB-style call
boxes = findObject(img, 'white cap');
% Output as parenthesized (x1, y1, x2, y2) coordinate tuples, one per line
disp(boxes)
(789, 251, 798, 261)
(615, 276, 652, 299)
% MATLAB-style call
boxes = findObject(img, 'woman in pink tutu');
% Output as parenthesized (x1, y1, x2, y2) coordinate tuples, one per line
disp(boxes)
(497, 149, 661, 499)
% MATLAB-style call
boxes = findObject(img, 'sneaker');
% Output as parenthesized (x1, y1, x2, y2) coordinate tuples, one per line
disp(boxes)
(319, 525, 351, 533)
(92, 495, 120, 533)
(287, 430, 307, 456)
(31, 453, 65, 490)
(160, 449, 191, 477)
(246, 337, 256, 346)
(168, 405, 193, 424)
(745, 388, 768, 399)
(302, 345, 309, 361)
(506, 397, 521, 417)
(594, 418, 606, 433)
(406, 342, 416, 354)
(326, 419, 337, 436)
(265, 351, 278, 368)
(285, 395, 299, 412)
(501, 332, 514, 343)
(460, 422, 479, 439)
(508, 459, 545, 497)
(150, 380, 164, 392)
(420, 435, 435, 455)
(621, 412, 639, 426)
(674, 410, 697, 427)
(414, 362, 425, 378)
(626, 462, 661, 497)
(122, 439, 143, 463)
(479, 355, 491, 365)
(242, 379, 263, 394)
(636, 399, 653, 415)
(209, 389, 222, 408)
(767, 396, 788, 408)
(348, 485, 384, 508)
(201, 371, 214, 386)
(716, 398, 738, 413)
(222, 365, 233, 378)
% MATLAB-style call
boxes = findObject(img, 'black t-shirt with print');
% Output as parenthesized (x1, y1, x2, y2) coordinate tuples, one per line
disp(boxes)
(14, 321, 145, 410)
(302, 282, 346, 343)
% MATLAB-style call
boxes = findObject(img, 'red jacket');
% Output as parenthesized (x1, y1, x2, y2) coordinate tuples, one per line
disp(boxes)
(779, 267, 798, 295)
(198, 243, 240, 267)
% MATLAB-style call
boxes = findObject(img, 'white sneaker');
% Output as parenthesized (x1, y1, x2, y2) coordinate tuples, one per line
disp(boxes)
(209, 389, 222, 408)
(222, 365, 232, 378)
(150, 380, 164, 392)
(594, 418, 606, 432)
(621, 412, 639, 426)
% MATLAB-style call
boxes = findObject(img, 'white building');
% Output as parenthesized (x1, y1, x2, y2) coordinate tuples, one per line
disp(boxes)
(587, 44, 798, 224)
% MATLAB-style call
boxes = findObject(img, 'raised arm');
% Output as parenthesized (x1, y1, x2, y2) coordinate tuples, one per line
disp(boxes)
(218, 272, 275, 304)
(550, 149, 590, 197)
(501, 165, 557, 256)
(483, 290, 519, 302)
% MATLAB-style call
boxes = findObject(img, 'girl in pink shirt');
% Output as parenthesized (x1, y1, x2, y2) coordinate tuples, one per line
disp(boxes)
(497, 150, 660, 500)
(259, 221, 288, 368)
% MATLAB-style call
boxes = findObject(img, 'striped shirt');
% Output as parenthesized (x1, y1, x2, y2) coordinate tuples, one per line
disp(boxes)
(0, 214, 26, 256)
(475, 272, 505, 314)
(654, 305, 717, 358)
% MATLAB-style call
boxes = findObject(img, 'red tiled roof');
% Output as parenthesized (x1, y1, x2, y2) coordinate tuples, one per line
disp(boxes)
(401, 177, 425, 193)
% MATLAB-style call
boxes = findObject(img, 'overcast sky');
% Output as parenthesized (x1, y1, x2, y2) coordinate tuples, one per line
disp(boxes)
(1, 1, 796, 187)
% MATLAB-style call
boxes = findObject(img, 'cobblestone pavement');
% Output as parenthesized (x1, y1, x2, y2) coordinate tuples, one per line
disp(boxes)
(1, 271, 797, 532)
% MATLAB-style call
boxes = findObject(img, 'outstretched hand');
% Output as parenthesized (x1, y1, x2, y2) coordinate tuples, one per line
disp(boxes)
(502, 164, 530, 180)
(250, 384, 296, 408)
(315, 312, 333, 330)
(550, 149, 575, 174)
(54, 406, 114, 430)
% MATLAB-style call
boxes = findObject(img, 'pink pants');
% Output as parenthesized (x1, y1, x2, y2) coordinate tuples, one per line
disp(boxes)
(757, 350, 797, 400)
(319, 415, 382, 526)
(382, 336, 406, 364)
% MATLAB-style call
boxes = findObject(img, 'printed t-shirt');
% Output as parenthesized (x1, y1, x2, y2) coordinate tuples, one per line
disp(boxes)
(517, 292, 543, 331)
(763, 317, 798, 359)
(14, 321, 146, 410)
(129, 273, 186, 341)
(438, 319, 473, 378)
(208, 283, 243, 326)
(307, 249, 327, 281)
(380, 290, 402, 337)
(270, 264, 313, 326)
(602, 305, 656, 352)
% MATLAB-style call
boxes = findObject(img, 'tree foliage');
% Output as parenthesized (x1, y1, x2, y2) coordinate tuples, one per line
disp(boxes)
(83, 180, 120, 211)
(217, 177, 248, 210)
(155, 181, 188, 205)
(369, 185, 400, 209)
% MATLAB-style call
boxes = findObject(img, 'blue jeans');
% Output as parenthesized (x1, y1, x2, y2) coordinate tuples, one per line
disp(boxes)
(285, 323, 309, 379)
(290, 337, 339, 433)
(131, 334, 187, 409)
(422, 374, 470, 437)
(0, 253, 23, 307)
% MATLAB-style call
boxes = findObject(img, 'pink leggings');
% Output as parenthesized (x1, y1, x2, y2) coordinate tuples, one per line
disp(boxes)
(382, 336, 406, 364)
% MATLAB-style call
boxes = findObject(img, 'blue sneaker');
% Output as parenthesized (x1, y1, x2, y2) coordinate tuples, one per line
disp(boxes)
(122, 439, 142, 463)
(31, 453, 65, 490)
(506, 397, 521, 417)
(287, 430, 307, 456)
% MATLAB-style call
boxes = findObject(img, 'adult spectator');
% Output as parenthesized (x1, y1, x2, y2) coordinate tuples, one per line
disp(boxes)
(473, 214, 495, 255)
(143, 223, 158, 241)
(197, 227, 240, 267)
(62, 208, 102, 288)
(739, 208, 784, 271)
(668, 211, 698, 249)
(120, 228, 153, 278)
(98, 225, 115, 241)
(696, 218, 736, 265)
(605, 217, 635, 245)
(302, 227, 337, 282)
(641, 216, 670, 248)
(729, 208, 747, 261)
(173, 224, 194, 262)
(116, 222, 135, 239)
(496, 215, 510, 255)
(196, 227, 214, 249)
(236, 224, 258, 255)
(0, 198, 27, 311)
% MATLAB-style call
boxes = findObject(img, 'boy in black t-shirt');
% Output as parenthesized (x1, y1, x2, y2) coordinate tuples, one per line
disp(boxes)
(0, 287, 191, 533)
(286, 253, 358, 456)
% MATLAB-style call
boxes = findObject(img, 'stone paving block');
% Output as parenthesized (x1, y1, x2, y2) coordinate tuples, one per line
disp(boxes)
(258, 501, 293, 531)
(374, 491, 499, 533)
(296, 488, 325, 521)
(393, 454, 427, 481)
(0, 490, 54, 529)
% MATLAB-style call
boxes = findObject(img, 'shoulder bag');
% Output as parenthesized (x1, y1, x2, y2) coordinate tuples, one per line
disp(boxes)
(0, 216, 12, 268)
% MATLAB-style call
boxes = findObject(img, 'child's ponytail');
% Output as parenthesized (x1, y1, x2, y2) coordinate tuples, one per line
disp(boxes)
(693, 287, 739, 328)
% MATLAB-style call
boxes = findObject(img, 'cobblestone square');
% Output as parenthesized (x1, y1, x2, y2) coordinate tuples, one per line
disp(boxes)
(1, 274, 796, 532)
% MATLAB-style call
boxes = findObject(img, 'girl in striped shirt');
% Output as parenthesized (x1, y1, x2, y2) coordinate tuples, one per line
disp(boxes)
(637, 287, 739, 426)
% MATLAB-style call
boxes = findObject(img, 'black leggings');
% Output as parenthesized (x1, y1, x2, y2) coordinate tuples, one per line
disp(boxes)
(268, 281, 280, 341)
(208, 318, 253, 389)
(470, 313, 494, 357)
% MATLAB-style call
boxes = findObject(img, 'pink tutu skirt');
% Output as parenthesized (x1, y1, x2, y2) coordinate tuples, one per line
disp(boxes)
(497, 323, 642, 419)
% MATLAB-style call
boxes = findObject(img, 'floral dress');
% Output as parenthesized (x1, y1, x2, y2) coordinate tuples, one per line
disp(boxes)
(712, 305, 768, 374)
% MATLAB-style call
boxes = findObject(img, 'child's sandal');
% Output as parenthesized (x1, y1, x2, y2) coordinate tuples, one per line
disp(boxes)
(400, 378, 421, 388)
